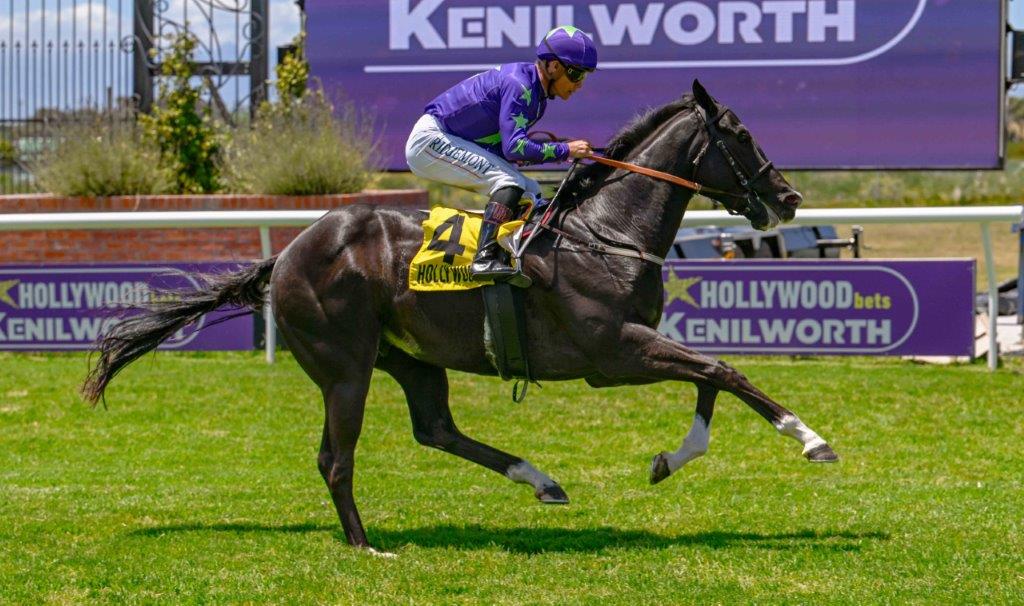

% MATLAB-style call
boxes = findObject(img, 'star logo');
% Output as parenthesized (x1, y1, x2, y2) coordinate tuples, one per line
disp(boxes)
(541, 143, 557, 160)
(664, 272, 701, 308)
(0, 279, 20, 308)
(512, 112, 530, 130)
(512, 139, 527, 156)
(519, 84, 532, 106)
(475, 132, 502, 146)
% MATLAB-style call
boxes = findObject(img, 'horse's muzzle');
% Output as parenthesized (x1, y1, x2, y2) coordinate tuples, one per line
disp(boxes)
(745, 199, 779, 231)
(775, 191, 802, 222)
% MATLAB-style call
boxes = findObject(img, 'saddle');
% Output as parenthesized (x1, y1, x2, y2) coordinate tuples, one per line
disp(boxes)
(410, 193, 565, 402)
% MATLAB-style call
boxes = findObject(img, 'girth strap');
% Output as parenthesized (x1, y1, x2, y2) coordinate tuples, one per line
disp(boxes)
(539, 223, 665, 266)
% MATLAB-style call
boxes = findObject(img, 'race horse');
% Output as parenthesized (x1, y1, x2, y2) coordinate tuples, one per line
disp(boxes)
(83, 81, 837, 550)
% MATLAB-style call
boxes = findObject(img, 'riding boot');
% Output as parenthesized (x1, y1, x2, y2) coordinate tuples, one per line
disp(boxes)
(471, 186, 522, 281)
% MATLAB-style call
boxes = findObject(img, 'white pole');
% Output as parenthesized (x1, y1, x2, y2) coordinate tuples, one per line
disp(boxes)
(259, 226, 276, 364)
(980, 223, 998, 371)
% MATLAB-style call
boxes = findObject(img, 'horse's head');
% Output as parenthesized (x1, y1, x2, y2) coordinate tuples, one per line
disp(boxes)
(690, 80, 801, 230)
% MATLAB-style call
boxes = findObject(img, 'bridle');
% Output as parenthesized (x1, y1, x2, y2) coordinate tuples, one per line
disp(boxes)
(534, 103, 776, 226)
(693, 106, 775, 226)
(521, 104, 780, 265)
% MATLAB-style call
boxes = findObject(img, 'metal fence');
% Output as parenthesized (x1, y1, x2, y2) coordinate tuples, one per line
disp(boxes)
(1, 0, 271, 194)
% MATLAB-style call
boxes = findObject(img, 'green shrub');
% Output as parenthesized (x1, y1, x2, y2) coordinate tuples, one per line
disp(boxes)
(0, 138, 17, 164)
(34, 122, 173, 196)
(224, 93, 374, 195)
(141, 32, 222, 193)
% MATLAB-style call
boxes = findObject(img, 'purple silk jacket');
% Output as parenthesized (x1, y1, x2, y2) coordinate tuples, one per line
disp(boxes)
(424, 62, 570, 165)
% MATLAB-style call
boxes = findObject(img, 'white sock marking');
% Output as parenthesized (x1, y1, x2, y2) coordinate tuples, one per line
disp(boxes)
(505, 460, 556, 490)
(776, 414, 827, 454)
(666, 413, 711, 473)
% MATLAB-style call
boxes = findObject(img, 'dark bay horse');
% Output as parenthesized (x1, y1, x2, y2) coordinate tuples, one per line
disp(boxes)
(83, 80, 837, 550)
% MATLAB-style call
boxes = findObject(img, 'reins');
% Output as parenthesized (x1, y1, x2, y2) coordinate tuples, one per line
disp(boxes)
(520, 108, 776, 266)
(585, 154, 744, 201)
(528, 128, 750, 203)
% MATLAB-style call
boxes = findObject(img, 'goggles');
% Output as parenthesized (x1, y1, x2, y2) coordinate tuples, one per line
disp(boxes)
(541, 37, 593, 83)
(563, 64, 589, 83)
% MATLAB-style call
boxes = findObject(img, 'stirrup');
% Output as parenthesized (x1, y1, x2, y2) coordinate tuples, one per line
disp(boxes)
(472, 259, 532, 288)
(506, 271, 532, 288)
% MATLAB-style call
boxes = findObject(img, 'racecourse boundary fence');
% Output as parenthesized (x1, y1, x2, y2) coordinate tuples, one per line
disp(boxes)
(1, 205, 1021, 368)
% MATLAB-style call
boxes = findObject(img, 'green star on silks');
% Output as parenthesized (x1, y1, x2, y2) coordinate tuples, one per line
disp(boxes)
(512, 138, 527, 156)
(541, 143, 557, 160)
(474, 132, 502, 146)
(664, 273, 701, 308)
(519, 84, 532, 106)
(512, 112, 530, 130)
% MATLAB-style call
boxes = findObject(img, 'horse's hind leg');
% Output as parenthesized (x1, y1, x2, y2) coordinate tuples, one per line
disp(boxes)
(273, 291, 380, 548)
(321, 376, 374, 547)
(376, 348, 569, 504)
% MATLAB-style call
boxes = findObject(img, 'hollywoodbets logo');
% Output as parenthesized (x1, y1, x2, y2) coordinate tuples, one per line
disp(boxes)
(657, 264, 928, 354)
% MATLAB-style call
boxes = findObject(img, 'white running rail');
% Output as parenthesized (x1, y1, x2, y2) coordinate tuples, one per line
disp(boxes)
(3, 205, 1021, 369)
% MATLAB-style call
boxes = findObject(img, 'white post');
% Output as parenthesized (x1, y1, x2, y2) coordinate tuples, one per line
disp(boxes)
(259, 226, 276, 364)
(980, 223, 998, 371)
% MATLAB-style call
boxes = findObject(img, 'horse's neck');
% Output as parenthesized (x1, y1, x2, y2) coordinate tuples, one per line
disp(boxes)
(574, 113, 702, 259)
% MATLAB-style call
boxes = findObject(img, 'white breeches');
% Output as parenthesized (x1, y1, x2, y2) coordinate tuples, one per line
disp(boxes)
(405, 114, 542, 199)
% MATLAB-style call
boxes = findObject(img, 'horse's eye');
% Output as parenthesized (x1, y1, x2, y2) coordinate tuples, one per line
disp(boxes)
(737, 131, 751, 144)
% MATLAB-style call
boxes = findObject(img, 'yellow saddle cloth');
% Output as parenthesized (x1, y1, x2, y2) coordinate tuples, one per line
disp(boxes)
(409, 206, 525, 292)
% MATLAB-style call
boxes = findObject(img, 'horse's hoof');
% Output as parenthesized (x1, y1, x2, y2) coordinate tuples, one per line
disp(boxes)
(650, 452, 672, 485)
(805, 443, 839, 463)
(536, 484, 570, 504)
(366, 547, 398, 559)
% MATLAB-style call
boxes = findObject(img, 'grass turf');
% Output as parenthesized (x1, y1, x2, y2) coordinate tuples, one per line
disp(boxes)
(1, 352, 1022, 603)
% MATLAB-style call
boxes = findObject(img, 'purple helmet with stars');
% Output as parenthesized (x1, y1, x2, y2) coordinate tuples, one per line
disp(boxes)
(536, 26, 598, 70)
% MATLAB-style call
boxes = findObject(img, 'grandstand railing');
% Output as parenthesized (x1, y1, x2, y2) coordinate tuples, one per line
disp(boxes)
(2, 205, 1022, 369)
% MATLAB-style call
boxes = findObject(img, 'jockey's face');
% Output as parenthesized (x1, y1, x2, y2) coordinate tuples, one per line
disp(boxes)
(545, 60, 586, 100)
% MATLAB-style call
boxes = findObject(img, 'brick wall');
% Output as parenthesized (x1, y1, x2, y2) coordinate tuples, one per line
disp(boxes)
(0, 191, 428, 263)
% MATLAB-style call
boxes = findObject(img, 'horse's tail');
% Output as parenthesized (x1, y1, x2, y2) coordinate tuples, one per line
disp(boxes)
(81, 257, 278, 405)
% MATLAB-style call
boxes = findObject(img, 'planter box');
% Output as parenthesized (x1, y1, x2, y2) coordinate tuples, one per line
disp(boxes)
(0, 190, 428, 263)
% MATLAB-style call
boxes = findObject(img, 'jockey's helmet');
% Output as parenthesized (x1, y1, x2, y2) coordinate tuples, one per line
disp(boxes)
(536, 26, 598, 72)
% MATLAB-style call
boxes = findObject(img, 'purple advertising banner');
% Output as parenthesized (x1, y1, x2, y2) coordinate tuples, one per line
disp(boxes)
(658, 259, 975, 355)
(0, 264, 254, 351)
(308, 0, 1003, 171)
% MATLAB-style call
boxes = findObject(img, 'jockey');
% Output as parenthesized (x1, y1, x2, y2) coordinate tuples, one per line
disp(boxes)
(405, 26, 597, 281)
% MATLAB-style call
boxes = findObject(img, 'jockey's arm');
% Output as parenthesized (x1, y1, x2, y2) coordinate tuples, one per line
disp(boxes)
(498, 78, 569, 165)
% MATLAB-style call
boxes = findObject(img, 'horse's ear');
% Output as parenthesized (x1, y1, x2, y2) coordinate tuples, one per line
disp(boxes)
(692, 79, 717, 116)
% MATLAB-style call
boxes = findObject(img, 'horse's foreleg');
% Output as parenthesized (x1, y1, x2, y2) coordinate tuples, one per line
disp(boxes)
(709, 359, 837, 462)
(376, 348, 569, 504)
(649, 384, 717, 484)
(607, 324, 837, 466)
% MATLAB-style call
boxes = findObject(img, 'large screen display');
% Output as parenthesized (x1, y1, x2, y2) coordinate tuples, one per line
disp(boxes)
(308, 0, 1004, 170)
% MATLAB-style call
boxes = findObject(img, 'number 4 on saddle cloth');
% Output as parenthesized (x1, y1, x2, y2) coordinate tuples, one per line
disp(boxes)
(409, 203, 537, 292)
(409, 203, 539, 398)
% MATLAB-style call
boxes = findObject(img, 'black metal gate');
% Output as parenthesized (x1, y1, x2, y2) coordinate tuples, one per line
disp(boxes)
(1, 0, 272, 194)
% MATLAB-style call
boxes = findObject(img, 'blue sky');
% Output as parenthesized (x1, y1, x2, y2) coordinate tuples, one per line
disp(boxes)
(0, 0, 304, 114)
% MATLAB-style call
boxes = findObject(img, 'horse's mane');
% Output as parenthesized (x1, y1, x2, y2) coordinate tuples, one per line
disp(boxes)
(560, 94, 697, 202)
